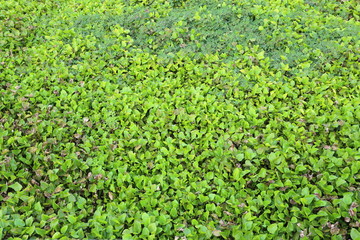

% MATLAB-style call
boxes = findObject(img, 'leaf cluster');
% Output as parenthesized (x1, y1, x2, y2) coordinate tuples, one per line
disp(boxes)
(0, 0, 359, 239)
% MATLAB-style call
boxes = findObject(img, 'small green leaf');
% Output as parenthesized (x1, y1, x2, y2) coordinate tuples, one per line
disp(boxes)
(60, 225, 68, 234)
(25, 216, 34, 226)
(67, 215, 77, 224)
(148, 223, 157, 233)
(249, 107, 257, 117)
(123, 232, 133, 240)
(158, 215, 167, 225)
(141, 227, 150, 236)
(48, 170, 59, 182)
(14, 218, 25, 227)
(52, 232, 62, 239)
(258, 168, 266, 178)
(350, 228, 360, 240)
(312, 228, 323, 238)
(133, 221, 142, 234)
(89, 184, 97, 192)
(233, 168, 241, 180)
(122, 229, 133, 240)
(170, 208, 178, 217)
(342, 192, 353, 205)
(76, 196, 87, 208)
(27, 226, 35, 235)
(244, 220, 253, 230)
(267, 223, 278, 234)
(35, 227, 47, 237)
(9, 182, 22, 192)
(34, 202, 43, 212)
(142, 213, 151, 226)
(50, 219, 59, 229)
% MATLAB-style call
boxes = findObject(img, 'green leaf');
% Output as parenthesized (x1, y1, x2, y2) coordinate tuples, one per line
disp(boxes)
(141, 227, 150, 237)
(233, 168, 241, 180)
(67, 215, 77, 224)
(158, 215, 167, 225)
(350, 228, 360, 240)
(133, 221, 142, 234)
(342, 192, 353, 205)
(258, 168, 266, 178)
(25, 216, 34, 226)
(148, 223, 157, 233)
(267, 223, 278, 234)
(312, 227, 323, 238)
(89, 184, 97, 193)
(249, 107, 257, 117)
(34, 202, 43, 212)
(123, 232, 133, 240)
(170, 208, 178, 217)
(232, 228, 244, 240)
(142, 213, 151, 226)
(52, 232, 62, 239)
(26, 226, 35, 235)
(50, 219, 59, 229)
(244, 220, 253, 231)
(122, 228, 133, 238)
(48, 170, 59, 182)
(60, 225, 68, 234)
(35, 227, 47, 237)
(76, 196, 87, 208)
(9, 182, 22, 192)
(14, 218, 25, 227)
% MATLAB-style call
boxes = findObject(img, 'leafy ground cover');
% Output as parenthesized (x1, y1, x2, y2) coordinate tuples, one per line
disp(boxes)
(1, 0, 360, 239)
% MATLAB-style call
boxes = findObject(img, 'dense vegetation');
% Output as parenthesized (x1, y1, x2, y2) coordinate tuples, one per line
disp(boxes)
(1, 0, 359, 239)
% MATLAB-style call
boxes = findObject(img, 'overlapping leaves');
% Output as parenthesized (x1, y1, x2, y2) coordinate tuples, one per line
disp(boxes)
(0, 0, 359, 239)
